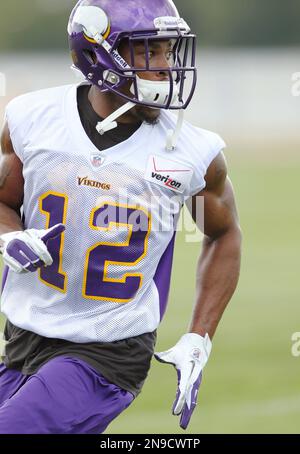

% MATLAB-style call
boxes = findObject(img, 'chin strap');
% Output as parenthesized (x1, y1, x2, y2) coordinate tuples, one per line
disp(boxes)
(96, 101, 135, 135)
(95, 93, 184, 152)
(166, 109, 185, 151)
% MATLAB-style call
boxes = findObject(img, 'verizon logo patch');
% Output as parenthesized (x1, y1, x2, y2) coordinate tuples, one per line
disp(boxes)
(144, 156, 193, 194)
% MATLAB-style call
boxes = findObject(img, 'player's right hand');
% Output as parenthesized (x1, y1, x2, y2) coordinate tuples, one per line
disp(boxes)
(0, 224, 65, 274)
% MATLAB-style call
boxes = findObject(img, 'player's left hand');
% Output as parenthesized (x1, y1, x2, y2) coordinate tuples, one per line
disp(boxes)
(0, 224, 65, 274)
(154, 332, 212, 430)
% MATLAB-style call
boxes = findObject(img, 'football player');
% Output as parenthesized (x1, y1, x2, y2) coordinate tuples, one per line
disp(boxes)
(0, 0, 241, 434)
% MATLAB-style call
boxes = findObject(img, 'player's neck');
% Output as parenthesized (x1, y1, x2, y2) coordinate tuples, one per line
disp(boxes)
(88, 85, 139, 125)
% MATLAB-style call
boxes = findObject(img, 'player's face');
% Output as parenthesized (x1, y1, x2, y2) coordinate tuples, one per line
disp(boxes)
(119, 39, 174, 124)
(129, 39, 174, 78)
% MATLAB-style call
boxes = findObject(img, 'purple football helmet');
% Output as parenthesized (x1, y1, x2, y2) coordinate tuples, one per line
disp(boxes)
(68, 0, 197, 110)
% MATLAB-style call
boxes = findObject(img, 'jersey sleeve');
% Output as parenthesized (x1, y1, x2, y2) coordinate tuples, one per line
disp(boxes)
(189, 129, 226, 197)
(4, 95, 29, 163)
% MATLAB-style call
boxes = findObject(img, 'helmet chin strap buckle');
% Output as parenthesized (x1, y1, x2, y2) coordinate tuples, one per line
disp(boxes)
(96, 101, 136, 135)
(96, 120, 118, 135)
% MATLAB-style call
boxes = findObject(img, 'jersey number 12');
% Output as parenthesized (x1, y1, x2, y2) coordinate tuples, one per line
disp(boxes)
(39, 191, 151, 303)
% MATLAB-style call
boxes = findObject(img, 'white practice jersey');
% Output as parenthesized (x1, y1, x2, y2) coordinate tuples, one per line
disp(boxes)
(1, 84, 225, 342)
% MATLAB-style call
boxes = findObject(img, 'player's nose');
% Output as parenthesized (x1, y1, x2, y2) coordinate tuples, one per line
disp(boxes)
(153, 54, 171, 81)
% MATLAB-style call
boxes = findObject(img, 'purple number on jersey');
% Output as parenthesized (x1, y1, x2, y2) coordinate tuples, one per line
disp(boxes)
(39, 193, 151, 302)
(83, 203, 151, 302)
(39, 192, 68, 293)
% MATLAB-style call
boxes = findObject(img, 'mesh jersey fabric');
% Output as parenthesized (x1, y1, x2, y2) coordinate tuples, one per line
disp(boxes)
(1, 84, 156, 397)
(2, 83, 226, 344)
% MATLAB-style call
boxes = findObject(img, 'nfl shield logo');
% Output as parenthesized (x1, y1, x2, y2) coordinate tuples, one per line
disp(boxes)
(90, 153, 105, 168)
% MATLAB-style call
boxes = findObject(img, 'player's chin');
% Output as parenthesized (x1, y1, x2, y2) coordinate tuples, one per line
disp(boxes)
(133, 105, 161, 125)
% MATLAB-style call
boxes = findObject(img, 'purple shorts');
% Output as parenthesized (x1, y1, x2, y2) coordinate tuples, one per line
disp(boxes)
(0, 356, 134, 434)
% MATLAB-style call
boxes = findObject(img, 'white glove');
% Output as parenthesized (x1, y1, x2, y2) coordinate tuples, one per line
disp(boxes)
(0, 224, 65, 274)
(154, 333, 212, 429)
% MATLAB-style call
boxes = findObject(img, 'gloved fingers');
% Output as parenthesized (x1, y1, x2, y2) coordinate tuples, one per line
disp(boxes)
(24, 234, 53, 266)
(2, 252, 25, 273)
(23, 259, 45, 272)
(173, 390, 185, 416)
(16, 241, 43, 263)
(41, 224, 66, 244)
(179, 401, 195, 430)
(26, 224, 65, 265)
(0, 225, 65, 272)
(185, 369, 202, 409)
(23, 263, 40, 272)
(179, 371, 202, 430)
(187, 362, 203, 394)
(172, 369, 181, 415)
(173, 361, 193, 416)
(6, 240, 42, 270)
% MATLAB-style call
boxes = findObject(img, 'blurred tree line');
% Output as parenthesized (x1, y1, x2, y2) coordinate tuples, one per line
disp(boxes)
(0, 0, 299, 51)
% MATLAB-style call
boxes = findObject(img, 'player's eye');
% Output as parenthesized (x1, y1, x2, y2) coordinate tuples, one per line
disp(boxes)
(135, 47, 154, 61)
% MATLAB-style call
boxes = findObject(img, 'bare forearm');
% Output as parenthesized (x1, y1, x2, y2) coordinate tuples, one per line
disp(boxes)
(189, 227, 242, 339)
(0, 202, 23, 236)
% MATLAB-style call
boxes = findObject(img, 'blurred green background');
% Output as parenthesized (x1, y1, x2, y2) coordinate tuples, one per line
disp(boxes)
(0, 0, 299, 50)
(108, 151, 300, 434)
(0, 0, 299, 434)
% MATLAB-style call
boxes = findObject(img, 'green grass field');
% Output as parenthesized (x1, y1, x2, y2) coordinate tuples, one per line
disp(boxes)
(1, 150, 300, 433)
